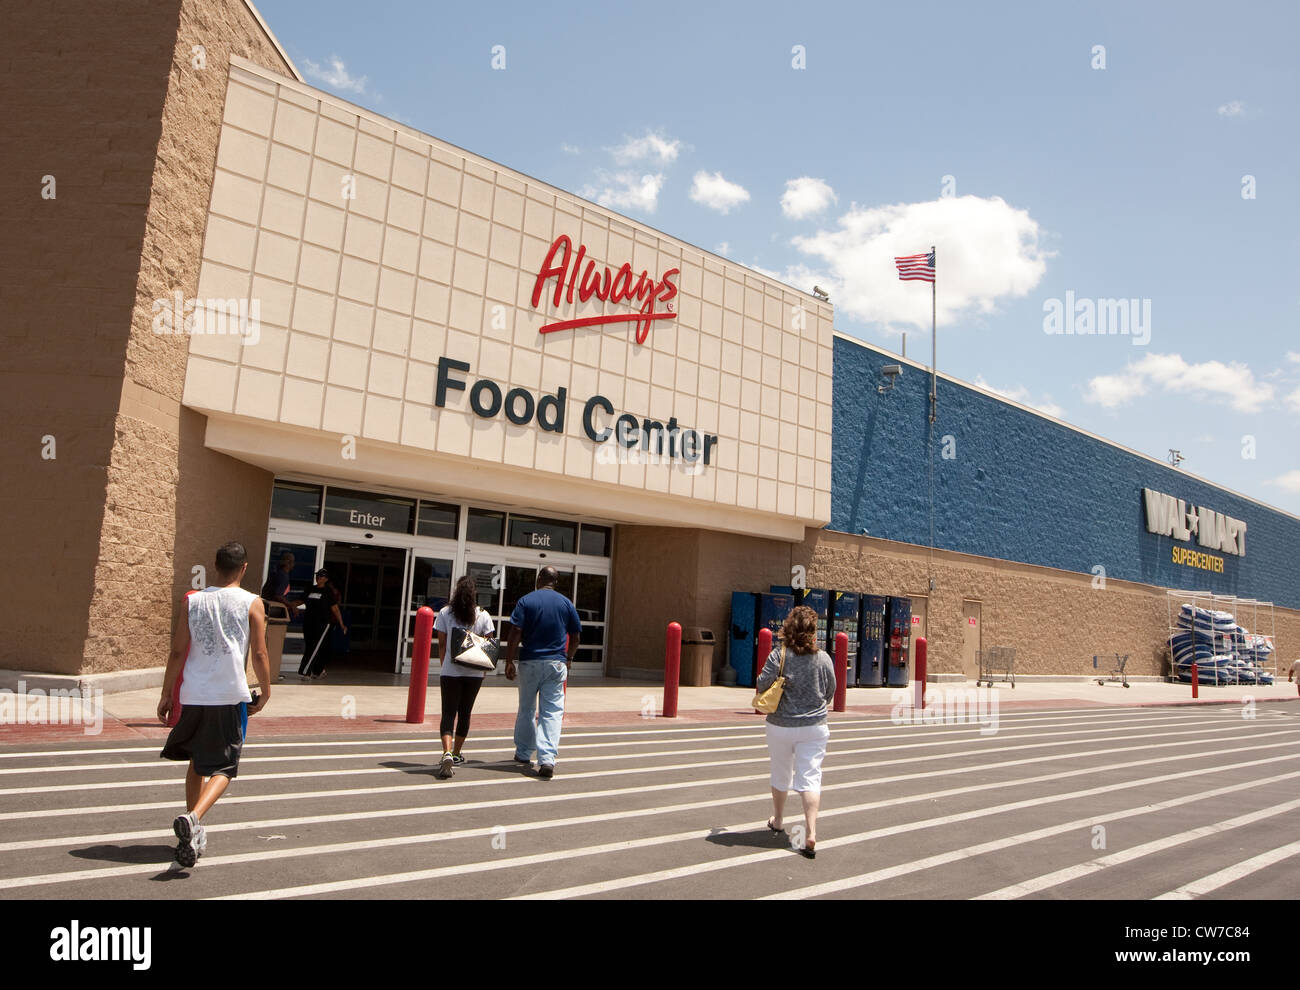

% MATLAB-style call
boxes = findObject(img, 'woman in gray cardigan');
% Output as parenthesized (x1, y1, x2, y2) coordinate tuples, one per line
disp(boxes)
(756, 605, 836, 858)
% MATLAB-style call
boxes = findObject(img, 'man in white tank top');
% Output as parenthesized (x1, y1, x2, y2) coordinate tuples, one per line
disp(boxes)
(158, 541, 271, 868)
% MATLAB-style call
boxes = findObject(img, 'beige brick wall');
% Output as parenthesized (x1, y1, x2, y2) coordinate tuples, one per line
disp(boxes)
(609, 525, 1300, 681)
(1, 1, 291, 675)
(1, 3, 186, 674)
(80, 0, 293, 673)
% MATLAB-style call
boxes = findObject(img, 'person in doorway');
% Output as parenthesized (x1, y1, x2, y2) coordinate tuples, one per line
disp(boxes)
(158, 541, 270, 868)
(261, 551, 295, 613)
(432, 575, 498, 778)
(504, 566, 581, 779)
(261, 552, 296, 680)
(299, 568, 346, 680)
(757, 605, 836, 859)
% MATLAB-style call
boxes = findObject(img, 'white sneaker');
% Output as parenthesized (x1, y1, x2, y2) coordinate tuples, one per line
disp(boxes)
(437, 751, 454, 779)
(173, 813, 201, 867)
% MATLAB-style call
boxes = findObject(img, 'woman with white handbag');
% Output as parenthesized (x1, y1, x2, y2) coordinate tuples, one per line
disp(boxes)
(754, 605, 836, 858)
(433, 576, 498, 779)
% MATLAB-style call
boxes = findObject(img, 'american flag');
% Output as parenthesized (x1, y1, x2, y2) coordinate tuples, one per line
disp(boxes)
(894, 250, 936, 282)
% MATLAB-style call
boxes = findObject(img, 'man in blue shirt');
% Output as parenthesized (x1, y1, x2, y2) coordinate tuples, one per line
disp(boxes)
(505, 566, 582, 779)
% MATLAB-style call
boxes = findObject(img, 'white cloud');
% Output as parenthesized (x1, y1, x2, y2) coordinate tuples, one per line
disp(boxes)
(1264, 469, 1300, 494)
(972, 377, 1065, 419)
(1285, 386, 1300, 414)
(302, 55, 367, 94)
(1083, 353, 1276, 414)
(1217, 100, 1246, 117)
(561, 143, 582, 155)
(1286, 351, 1300, 364)
(610, 132, 680, 165)
(787, 195, 1048, 328)
(781, 177, 837, 219)
(580, 171, 664, 214)
(715, 242, 731, 257)
(689, 171, 750, 214)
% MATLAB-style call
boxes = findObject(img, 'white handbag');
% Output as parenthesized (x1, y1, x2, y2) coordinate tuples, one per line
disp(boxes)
(449, 613, 500, 671)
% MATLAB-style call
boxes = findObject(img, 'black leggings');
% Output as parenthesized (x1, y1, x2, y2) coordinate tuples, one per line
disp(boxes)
(438, 676, 483, 738)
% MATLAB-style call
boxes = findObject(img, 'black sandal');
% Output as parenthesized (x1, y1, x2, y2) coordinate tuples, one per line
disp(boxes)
(800, 839, 816, 859)
(767, 817, 784, 833)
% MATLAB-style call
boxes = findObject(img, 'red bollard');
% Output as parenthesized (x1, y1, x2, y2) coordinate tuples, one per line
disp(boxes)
(405, 606, 435, 724)
(1190, 662, 1198, 699)
(664, 622, 681, 718)
(914, 636, 928, 711)
(755, 628, 773, 715)
(168, 589, 199, 728)
(833, 632, 848, 713)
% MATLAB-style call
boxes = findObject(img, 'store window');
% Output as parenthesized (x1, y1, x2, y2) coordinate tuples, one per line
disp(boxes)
(323, 487, 415, 534)
(508, 515, 576, 554)
(578, 524, 611, 557)
(416, 500, 459, 540)
(270, 481, 322, 523)
(466, 507, 506, 545)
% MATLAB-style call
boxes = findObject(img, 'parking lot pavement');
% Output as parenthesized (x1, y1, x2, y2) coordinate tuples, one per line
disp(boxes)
(3, 701, 1299, 900)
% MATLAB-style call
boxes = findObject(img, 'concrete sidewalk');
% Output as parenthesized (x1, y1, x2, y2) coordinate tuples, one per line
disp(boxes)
(100, 673, 1299, 720)
(2, 674, 1294, 745)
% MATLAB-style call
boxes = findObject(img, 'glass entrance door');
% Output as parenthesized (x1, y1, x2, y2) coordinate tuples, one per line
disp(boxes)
(262, 537, 324, 674)
(398, 553, 454, 673)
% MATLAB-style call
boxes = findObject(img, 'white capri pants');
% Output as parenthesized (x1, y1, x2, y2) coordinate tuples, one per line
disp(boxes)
(766, 722, 830, 793)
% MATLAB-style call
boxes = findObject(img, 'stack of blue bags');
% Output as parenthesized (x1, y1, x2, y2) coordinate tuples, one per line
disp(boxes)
(1168, 604, 1275, 685)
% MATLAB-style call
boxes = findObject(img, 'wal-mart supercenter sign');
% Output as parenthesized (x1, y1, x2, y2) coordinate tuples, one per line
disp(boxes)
(1143, 488, 1247, 563)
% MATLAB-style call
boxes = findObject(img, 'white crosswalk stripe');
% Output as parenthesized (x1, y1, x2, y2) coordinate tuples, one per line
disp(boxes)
(1, 704, 1297, 900)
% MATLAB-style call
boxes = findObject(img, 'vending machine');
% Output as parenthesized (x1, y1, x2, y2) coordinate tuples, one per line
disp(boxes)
(857, 595, 888, 687)
(827, 591, 860, 683)
(801, 588, 829, 645)
(729, 591, 758, 688)
(755, 591, 796, 680)
(885, 596, 913, 687)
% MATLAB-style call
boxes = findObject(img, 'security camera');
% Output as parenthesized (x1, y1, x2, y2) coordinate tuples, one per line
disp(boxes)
(812, 286, 830, 302)
(878, 364, 903, 394)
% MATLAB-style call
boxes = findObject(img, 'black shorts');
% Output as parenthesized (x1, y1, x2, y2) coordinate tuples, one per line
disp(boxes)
(160, 704, 245, 779)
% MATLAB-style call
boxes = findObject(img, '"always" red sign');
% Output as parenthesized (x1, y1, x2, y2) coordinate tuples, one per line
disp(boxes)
(530, 234, 679, 344)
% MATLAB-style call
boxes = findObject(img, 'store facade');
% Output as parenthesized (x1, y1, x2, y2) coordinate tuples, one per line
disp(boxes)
(179, 57, 833, 677)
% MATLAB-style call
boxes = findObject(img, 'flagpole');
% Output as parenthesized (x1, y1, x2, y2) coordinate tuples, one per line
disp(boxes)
(930, 245, 936, 425)
(928, 245, 936, 596)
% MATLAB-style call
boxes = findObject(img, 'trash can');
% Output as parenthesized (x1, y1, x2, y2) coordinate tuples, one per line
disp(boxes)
(679, 627, 716, 686)
(256, 600, 291, 685)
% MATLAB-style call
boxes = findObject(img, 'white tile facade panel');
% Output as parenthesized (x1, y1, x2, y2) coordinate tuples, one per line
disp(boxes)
(186, 62, 834, 534)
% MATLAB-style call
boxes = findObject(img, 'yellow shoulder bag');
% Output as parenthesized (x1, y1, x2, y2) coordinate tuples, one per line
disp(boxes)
(751, 645, 787, 714)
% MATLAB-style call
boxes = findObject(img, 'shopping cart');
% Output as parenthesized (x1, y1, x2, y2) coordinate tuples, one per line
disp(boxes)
(1094, 653, 1130, 688)
(977, 646, 1016, 688)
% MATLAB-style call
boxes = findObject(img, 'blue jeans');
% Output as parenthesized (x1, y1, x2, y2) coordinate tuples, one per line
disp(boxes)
(514, 659, 568, 766)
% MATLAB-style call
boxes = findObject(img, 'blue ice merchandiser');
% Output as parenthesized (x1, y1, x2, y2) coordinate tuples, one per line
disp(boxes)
(857, 595, 888, 687)
(885, 596, 913, 687)
(755, 591, 796, 678)
(729, 591, 759, 688)
(828, 591, 860, 684)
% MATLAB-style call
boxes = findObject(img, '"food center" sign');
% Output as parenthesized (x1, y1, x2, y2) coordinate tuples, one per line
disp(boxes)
(435, 357, 719, 466)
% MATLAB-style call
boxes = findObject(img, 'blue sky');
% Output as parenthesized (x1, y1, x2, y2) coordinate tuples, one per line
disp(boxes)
(253, 0, 1300, 514)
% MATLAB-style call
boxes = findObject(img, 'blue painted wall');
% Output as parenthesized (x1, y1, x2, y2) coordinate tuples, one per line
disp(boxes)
(830, 335, 1300, 609)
